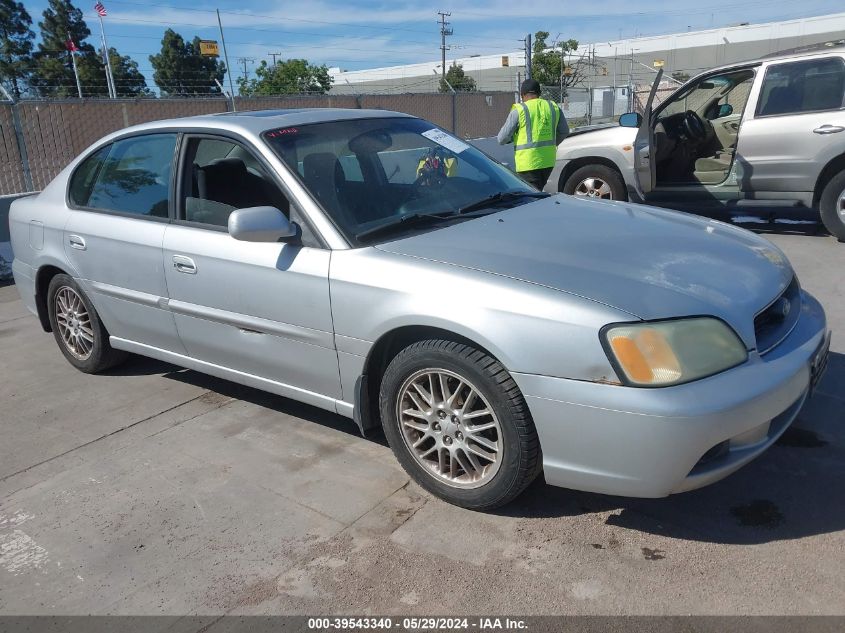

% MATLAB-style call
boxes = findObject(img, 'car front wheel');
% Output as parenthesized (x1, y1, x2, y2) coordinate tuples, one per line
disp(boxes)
(819, 170, 845, 242)
(563, 164, 627, 201)
(47, 274, 127, 373)
(379, 339, 541, 509)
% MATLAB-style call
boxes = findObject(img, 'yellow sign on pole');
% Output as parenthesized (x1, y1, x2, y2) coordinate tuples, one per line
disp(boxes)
(199, 40, 220, 57)
(653, 59, 665, 68)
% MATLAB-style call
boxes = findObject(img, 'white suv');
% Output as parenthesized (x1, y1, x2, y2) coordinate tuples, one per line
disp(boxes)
(551, 41, 845, 240)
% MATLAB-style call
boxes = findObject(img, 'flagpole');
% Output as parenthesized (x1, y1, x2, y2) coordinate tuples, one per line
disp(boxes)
(97, 13, 116, 98)
(68, 32, 83, 98)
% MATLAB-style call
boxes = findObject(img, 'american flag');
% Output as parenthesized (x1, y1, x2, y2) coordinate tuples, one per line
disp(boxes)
(94, 1, 107, 16)
(65, 39, 79, 52)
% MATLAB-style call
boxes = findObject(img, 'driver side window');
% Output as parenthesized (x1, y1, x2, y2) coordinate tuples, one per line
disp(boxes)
(178, 136, 319, 247)
(180, 137, 292, 228)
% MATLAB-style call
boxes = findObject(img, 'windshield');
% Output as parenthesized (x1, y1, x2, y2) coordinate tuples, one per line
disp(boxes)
(658, 70, 754, 121)
(263, 117, 534, 245)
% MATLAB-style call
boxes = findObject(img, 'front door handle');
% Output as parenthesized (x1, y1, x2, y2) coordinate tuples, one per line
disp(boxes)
(813, 125, 845, 135)
(68, 234, 86, 250)
(172, 255, 197, 274)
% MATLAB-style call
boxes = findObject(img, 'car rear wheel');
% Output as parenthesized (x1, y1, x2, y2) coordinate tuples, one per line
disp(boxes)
(379, 339, 541, 510)
(563, 164, 627, 201)
(819, 170, 845, 242)
(47, 274, 127, 373)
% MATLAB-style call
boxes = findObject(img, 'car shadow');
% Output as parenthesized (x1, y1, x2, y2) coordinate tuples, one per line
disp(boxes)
(695, 207, 831, 238)
(105, 354, 382, 443)
(110, 349, 844, 545)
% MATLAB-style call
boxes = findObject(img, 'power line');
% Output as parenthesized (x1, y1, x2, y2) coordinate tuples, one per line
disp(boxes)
(235, 56, 255, 82)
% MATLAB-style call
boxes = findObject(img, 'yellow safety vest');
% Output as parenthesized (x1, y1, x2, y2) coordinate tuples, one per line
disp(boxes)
(513, 98, 560, 172)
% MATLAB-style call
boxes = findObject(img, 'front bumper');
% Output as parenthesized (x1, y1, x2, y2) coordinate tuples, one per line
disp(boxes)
(512, 290, 829, 498)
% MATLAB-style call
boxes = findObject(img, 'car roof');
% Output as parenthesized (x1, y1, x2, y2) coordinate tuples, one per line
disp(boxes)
(695, 40, 845, 76)
(114, 108, 415, 138)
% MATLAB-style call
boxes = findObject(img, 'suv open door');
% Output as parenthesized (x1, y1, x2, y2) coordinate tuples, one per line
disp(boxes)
(632, 68, 663, 199)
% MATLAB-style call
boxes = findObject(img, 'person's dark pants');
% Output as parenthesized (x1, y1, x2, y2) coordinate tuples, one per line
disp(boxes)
(518, 167, 553, 191)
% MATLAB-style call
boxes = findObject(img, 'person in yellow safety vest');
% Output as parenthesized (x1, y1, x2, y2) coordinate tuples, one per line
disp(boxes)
(497, 78, 569, 190)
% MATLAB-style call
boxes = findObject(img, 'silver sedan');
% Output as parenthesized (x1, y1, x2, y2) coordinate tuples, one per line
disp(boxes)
(9, 109, 831, 509)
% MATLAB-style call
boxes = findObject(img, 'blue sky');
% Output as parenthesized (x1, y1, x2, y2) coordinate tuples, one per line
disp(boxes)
(24, 0, 845, 85)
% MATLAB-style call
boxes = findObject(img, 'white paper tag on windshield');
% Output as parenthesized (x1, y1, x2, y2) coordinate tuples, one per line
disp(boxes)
(421, 128, 470, 154)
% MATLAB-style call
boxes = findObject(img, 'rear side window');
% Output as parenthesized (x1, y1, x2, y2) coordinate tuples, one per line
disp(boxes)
(72, 134, 177, 217)
(757, 57, 845, 116)
(68, 145, 111, 207)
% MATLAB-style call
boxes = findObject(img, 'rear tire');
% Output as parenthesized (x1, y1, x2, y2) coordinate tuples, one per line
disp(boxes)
(819, 170, 845, 242)
(47, 274, 127, 373)
(563, 164, 627, 201)
(379, 339, 541, 510)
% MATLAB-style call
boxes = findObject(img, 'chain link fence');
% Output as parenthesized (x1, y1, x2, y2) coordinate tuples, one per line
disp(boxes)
(0, 92, 517, 197)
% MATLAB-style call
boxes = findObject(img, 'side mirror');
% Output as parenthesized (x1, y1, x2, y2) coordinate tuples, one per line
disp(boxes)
(717, 103, 734, 118)
(619, 112, 642, 128)
(228, 206, 300, 243)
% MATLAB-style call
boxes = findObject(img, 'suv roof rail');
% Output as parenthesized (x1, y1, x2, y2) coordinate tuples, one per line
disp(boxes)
(762, 39, 845, 59)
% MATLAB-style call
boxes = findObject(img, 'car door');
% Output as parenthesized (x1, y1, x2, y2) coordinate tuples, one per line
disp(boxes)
(735, 55, 845, 198)
(64, 132, 184, 353)
(162, 133, 341, 406)
(632, 68, 663, 197)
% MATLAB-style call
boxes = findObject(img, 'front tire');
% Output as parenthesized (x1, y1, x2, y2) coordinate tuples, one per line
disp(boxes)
(47, 274, 127, 373)
(819, 170, 845, 242)
(379, 339, 541, 510)
(563, 164, 627, 201)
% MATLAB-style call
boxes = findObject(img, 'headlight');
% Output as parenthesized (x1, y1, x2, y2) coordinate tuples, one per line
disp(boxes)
(601, 317, 748, 387)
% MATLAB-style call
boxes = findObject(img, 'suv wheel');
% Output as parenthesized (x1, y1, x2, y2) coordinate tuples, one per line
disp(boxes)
(379, 339, 541, 510)
(563, 164, 627, 201)
(47, 274, 127, 373)
(819, 170, 845, 242)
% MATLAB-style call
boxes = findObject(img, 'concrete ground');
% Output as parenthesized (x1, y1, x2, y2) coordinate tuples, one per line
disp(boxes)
(0, 226, 843, 616)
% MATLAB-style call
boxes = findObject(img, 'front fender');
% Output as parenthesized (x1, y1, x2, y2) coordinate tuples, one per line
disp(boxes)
(329, 248, 629, 386)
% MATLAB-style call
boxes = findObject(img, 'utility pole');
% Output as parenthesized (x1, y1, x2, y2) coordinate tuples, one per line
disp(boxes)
(268, 52, 282, 65)
(236, 57, 255, 83)
(525, 33, 532, 80)
(628, 50, 635, 111)
(437, 11, 452, 81)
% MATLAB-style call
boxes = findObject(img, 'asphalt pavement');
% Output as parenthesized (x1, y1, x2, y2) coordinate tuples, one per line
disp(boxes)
(0, 226, 843, 616)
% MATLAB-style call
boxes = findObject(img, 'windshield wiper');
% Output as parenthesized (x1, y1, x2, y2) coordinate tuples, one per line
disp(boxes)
(356, 212, 459, 242)
(455, 190, 549, 216)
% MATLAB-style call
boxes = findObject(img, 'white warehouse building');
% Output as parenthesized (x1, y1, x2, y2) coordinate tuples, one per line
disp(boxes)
(329, 12, 845, 100)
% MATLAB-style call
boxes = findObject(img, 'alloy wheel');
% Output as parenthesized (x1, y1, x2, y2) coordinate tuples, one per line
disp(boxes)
(397, 368, 502, 489)
(54, 286, 94, 360)
(838, 185, 845, 221)
(574, 177, 613, 199)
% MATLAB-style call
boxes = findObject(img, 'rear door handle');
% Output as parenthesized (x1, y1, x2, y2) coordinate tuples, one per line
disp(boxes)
(68, 234, 86, 250)
(172, 255, 197, 274)
(813, 125, 845, 134)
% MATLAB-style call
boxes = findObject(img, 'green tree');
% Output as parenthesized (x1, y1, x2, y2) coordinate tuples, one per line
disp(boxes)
(530, 31, 582, 96)
(108, 47, 150, 96)
(0, 0, 35, 99)
(237, 58, 332, 96)
(32, 0, 109, 97)
(150, 29, 226, 96)
(438, 62, 476, 93)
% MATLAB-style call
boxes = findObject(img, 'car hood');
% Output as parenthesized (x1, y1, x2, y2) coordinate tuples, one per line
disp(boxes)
(375, 195, 794, 348)
(557, 125, 636, 154)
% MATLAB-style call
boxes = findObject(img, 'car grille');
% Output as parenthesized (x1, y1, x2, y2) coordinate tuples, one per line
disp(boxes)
(754, 276, 801, 354)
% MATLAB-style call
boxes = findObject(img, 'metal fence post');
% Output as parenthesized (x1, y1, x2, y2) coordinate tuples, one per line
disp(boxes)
(1, 91, 34, 192)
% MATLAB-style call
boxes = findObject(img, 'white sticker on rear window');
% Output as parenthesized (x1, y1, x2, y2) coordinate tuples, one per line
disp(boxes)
(421, 128, 470, 154)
